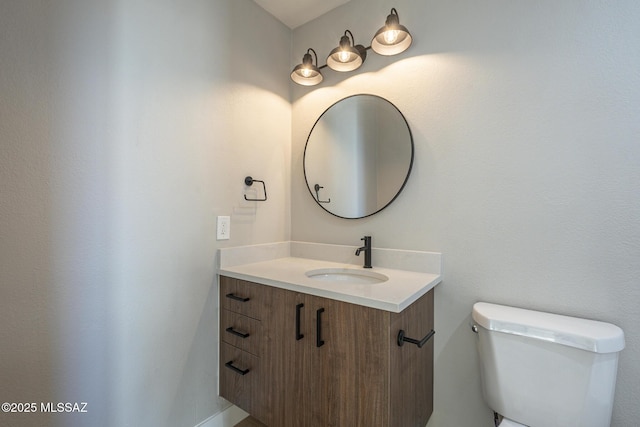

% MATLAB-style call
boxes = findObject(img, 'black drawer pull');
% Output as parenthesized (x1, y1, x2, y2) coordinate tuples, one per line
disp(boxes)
(226, 293, 250, 302)
(296, 303, 304, 340)
(316, 308, 325, 347)
(225, 360, 250, 376)
(397, 329, 435, 348)
(226, 327, 250, 339)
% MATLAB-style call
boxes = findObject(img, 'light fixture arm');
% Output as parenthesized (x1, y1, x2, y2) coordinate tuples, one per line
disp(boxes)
(387, 8, 400, 26)
(343, 30, 355, 47)
(306, 47, 329, 71)
(307, 48, 318, 66)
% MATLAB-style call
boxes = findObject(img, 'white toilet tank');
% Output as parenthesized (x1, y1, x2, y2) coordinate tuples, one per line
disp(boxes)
(472, 302, 625, 427)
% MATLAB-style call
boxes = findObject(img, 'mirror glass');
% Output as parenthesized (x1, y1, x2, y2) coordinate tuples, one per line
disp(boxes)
(304, 94, 414, 219)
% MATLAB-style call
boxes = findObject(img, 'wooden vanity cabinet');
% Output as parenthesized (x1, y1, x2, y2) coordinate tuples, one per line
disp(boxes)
(219, 275, 434, 427)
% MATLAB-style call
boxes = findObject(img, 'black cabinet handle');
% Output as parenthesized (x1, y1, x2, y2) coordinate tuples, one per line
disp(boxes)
(295, 303, 304, 340)
(226, 293, 250, 302)
(224, 360, 250, 376)
(225, 326, 250, 339)
(397, 329, 435, 348)
(316, 308, 325, 347)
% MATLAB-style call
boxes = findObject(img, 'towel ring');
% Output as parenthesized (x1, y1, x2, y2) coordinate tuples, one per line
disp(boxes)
(244, 176, 267, 202)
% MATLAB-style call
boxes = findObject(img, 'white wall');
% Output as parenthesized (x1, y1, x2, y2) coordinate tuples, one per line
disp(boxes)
(0, 0, 290, 426)
(291, 0, 640, 426)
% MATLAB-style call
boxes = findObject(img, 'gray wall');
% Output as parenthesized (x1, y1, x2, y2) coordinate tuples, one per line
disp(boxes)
(3, 0, 639, 426)
(291, 0, 640, 426)
(0, 1, 290, 426)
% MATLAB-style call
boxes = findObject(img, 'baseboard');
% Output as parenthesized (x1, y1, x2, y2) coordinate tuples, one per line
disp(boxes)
(195, 405, 249, 427)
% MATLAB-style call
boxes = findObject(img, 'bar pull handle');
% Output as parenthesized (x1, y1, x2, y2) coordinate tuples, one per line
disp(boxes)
(225, 327, 250, 339)
(316, 308, 325, 347)
(397, 329, 435, 348)
(224, 360, 250, 376)
(226, 293, 250, 302)
(296, 303, 304, 340)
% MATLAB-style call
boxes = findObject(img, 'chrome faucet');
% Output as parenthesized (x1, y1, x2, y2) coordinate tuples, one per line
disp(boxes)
(355, 236, 372, 269)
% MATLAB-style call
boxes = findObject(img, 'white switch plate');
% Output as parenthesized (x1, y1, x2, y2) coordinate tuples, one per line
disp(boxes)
(216, 216, 230, 240)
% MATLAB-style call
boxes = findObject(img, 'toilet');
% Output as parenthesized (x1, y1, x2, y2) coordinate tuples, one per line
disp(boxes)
(472, 302, 625, 427)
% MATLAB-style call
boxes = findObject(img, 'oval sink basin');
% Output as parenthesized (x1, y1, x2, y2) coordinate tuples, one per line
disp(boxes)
(305, 268, 388, 284)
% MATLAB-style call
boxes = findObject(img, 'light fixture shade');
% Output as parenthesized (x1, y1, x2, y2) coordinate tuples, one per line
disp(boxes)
(291, 49, 323, 86)
(291, 64, 323, 86)
(326, 31, 366, 72)
(371, 8, 412, 56)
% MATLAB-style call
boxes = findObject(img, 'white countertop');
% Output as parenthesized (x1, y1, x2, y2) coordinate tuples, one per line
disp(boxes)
(219, 256, 442, 313)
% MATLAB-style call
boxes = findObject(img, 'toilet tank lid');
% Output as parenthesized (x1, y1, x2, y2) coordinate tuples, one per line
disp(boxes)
(472, 302, 625, 353)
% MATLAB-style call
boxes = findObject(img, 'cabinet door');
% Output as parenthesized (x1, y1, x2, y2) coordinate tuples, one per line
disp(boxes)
(274, 294, 390, 427)
(314, 296, 390, 427)
(264, 291, 311, 426)
(265, 291, 329, 427)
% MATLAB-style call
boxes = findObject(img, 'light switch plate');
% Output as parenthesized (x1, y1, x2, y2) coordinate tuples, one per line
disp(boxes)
(216, 216, 230, 240)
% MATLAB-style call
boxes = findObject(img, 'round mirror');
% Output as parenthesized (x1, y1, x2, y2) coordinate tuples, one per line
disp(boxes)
(303, 94, 414, 219)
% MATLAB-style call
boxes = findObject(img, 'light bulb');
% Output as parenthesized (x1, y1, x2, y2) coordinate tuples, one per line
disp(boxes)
(338, 50, 350, 62)
(383, 29, 399, 44)
(301, 68, 312, 77)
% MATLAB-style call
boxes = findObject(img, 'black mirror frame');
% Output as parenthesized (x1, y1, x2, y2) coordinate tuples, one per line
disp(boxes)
(303, 94, 414, 219)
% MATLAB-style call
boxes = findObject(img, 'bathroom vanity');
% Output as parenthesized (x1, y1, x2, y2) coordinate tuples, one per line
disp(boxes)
(218, 242, 442, 427)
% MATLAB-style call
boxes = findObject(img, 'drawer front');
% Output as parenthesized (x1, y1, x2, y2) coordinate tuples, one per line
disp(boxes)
(220, 276, 267, 318)
(221, 309, 263, 356)
(220, 342, 262, 417)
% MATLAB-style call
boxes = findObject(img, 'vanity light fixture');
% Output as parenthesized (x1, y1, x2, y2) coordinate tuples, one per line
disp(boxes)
(371, 8, 412, 56)
(290, 8, 413, 86)
(326, 30, 367, 72)
(290, 48, 324, 86)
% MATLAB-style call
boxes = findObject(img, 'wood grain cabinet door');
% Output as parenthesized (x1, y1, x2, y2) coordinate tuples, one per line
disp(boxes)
(312, 296, 390, 427)
(270, 294, 391, 427)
